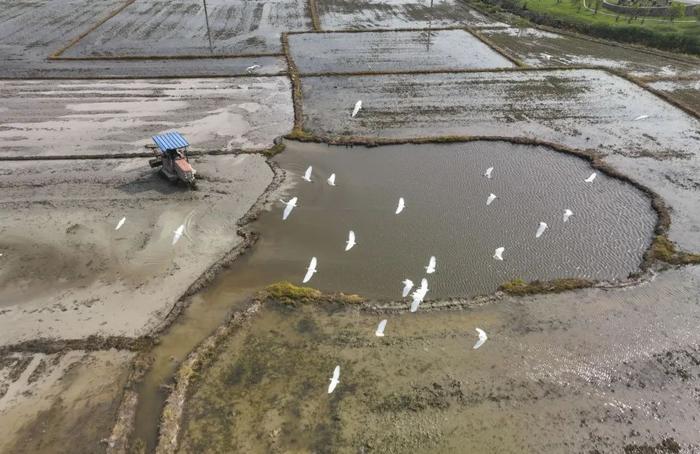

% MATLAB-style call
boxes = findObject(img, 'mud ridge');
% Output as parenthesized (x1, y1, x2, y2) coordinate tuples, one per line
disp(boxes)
(465, 26, 526, 66)
(0, 73, 288, 81)
(307, 0, 321, 31)
(155, 301, 263, 454)
(281, 33, 305, 134)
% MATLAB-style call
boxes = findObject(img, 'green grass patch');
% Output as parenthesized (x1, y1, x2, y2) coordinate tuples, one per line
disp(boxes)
(474, 0, 700, 54)
(499, 277, 594, 295)
(649, 235, 700, 265)
(263, 281, 365, 305)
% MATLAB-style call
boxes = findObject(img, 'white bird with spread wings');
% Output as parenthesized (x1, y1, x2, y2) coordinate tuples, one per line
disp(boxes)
(280, 197, 298, 220)
(345, 230, 356, 251)
(303, 257, 317, 283)
(425, 256, 436, 274)
(328, 365, 340, 393)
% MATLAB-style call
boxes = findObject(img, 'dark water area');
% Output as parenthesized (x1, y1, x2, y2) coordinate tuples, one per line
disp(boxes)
(245, 140, 655, 299)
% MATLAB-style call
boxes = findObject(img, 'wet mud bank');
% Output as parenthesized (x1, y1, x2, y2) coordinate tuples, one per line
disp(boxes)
(159, 265, 700, 453)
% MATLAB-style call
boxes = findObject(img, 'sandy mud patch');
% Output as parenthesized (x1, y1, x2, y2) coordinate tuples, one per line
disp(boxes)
(62, 0, 312, 57)
(480, 27, 700, 79)
(174, 265, 700, 453)
(288, 30, 515, 74)
(0, 349, 134, 454)
(0, 77, 293, 158)
(316, 0, 507, 30)
(0, 154, 273, 346)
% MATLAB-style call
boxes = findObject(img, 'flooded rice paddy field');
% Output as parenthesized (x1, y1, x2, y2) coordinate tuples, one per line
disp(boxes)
(0, 77, 292, 157)
(0, 0, 124, 59)
(0, 349, 134, 453)
(62, 0, 312, 57)
(647, 79, 700, 114)
(316, 0, 507, 30)
(300, 69, 699, 156)
(176, 265, 700, 453)
(0, 154, 273, 346)
(288, 30, 515, 74)
(251, 140, 653, 299)
(480, 27, 700, 80)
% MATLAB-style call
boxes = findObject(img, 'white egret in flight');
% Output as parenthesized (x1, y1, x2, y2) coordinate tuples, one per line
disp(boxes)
(328, 365, 340, 393)
(410, 278, 429, 312)
(395, 197, 405, 214)
(425, 256, 436, 274)
(375, 320, 387, 337)
(535, 222, 548, 238)
(115, 217, 126, 230)
(484, 167, 493, 179)
(585, 172, 597, 183)
(327, 173, 336, 186)
(352, 100, 362, 118)
(563, 209, 573, 222)
(345, 230, 356, 251)
(246, 64, 261, 72)
(493, 247, 504, 261)
(303, 257, 317, 283)
(401, 279, 414, 298)
(486, 193, 497, 206)
(473, 328, 488, 349)
(633, 115, 649, 121)
(303, 166, 312, 182)
(172, 224, 185, 245)
(280, 197, 298, 220)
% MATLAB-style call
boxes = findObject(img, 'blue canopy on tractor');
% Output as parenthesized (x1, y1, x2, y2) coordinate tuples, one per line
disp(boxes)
(152, 132, 189, 153)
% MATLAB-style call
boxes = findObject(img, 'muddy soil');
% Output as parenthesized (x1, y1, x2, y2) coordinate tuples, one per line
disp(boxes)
(176, 265, 700, 453)
(317, 0, 507, 30)
(62, 0, 312, 57)
(0, 77, 293, 158)
(0, 154, 273, 346)
(300, 69, 700, 251)
(0, 349, 134, 454)
(481, 27, 700, 79)
(288, 30, 514, 74)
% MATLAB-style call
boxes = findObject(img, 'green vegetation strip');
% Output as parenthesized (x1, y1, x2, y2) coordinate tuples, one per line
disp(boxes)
(307, 0, 322, 31)
(463, 0, 700, 54)
(499, 277, 594, 295)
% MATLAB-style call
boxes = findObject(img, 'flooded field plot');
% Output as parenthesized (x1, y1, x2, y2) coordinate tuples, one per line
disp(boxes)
(176, 265, 700, 453)
(301, 69, 699, 156)
(480, 28, 700, 79)
(300, 69, 700, 252)
(288, 30, 515, 74)
(0, 349, 134, 453)
(316, 0, 506, 30)
(0, 77, 292, 158)
(62, 0, 312, 57)
(0, 154, 272, 346)
(220, 140, 655, 299)
(0, 0, 124, 59)
(647, 78, 700, 114)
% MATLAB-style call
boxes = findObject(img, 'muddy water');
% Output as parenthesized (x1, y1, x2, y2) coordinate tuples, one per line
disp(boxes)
(262, 140, 654, 298)
(132, 139, 656, 450)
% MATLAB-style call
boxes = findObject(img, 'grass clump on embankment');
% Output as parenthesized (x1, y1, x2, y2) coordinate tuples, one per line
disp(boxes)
(499, 277, 594, 295)
(649, 235, 700, 265)
(263, 281, 364, 305)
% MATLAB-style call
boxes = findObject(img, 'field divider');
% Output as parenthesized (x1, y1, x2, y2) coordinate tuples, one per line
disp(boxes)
(280, 33, 306, 135)
(51, 52, 284, 61)
(465, 26, 526, 67)
(307, 0, 322, 31)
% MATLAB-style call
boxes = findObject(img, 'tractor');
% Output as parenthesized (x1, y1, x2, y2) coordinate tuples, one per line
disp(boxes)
(149, 132, 197, 188)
